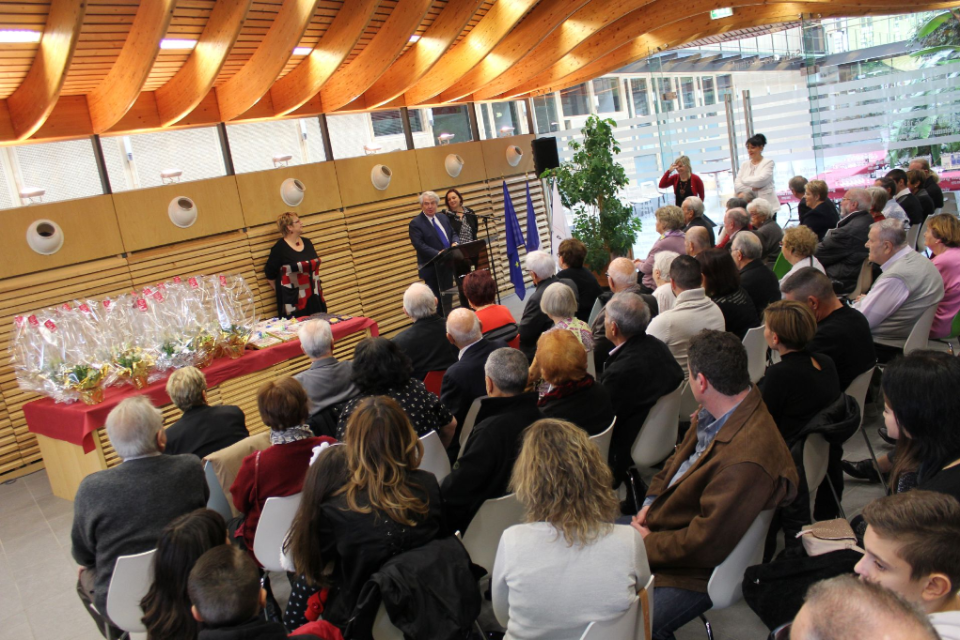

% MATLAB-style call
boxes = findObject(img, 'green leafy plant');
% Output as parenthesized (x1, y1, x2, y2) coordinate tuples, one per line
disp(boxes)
(541, 115, 641, 272)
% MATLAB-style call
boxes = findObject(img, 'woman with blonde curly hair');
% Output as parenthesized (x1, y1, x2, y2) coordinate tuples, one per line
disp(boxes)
(637, 205, 687, 292)
(779, 225, 826, 289)
(493, 419, 650, 639)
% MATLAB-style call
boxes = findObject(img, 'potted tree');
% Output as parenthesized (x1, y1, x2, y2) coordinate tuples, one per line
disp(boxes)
(541, 115, 642, 280)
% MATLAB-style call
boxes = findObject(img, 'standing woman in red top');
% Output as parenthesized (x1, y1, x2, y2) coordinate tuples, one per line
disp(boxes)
(659, 156, 705, 204)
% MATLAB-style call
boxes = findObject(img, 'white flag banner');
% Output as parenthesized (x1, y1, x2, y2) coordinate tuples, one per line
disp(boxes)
(550, 179, 571, 261)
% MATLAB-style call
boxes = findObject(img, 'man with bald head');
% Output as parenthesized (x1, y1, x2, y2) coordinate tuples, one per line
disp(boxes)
(717, 207, 750, 250)
(590, 257, 659, 371)
(685, 226, 711, 257)
(815, 188, 873, 295)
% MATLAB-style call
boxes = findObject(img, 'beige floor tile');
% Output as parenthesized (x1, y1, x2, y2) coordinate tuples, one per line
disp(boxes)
(0, 612, 33, 640)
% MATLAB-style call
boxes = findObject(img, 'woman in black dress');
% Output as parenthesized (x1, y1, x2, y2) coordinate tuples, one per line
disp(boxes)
(264, 212, 326, 319)
(696, 247, 760, 339)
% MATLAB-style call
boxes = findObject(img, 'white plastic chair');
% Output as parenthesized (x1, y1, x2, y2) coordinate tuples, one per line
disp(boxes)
(700, 510, 776, 640)
(579, 575, 654, 640)
(590, 416, 616, 463)
(902, 305, 938, 355)
(457, 396, 487, 455)
(742, 326, 768, 383)
(420, 430, 451, 483)
(460, 493, 525, 575)
(677, 380, 699, 423)
(372, 603, 404, 640)
(907, 224, 921, 251)
(587, 298, 604, 326)
(803, 433, 830, 518)
(105, 549, 156, 637)
(204, 461, 234, 523)
(631, 384, 683, 482)
(253, 493, 302, 572)
(848, 258, 874, 299)
(586, 351, 597, 379)
(844, 366, 889, 497)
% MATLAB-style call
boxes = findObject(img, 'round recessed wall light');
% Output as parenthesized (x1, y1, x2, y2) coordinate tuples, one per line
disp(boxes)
(371, 164, 392, 191)
(26, 219, 64, 255)
(281, 178, 305, 207)
(167, 196, 198, 228)
(506, 145, 524, 167)
(445, 154, 464, 178)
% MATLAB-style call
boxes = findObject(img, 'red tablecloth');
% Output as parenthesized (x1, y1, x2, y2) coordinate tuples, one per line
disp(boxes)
(23, 316, 379, 453)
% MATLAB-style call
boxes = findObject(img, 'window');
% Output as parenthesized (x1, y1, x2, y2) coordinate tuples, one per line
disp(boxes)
(226, 119, 326, 173)
(12, 138, 103, 205)
(702, 77, 717, 106)
(417, 105, 473, 148)
(533, 95, 560, 133)
(101, 127, 226, 192)
(680, 77, 696, 109)
(593, 78, 622, 113)
(631, 79, 651, 117)
(371, 110, 423, 137)
(655, 77, 675, 114)
(717, 75, 734, 101)
(560, 84, 590, 117)
(491, 101, 522, 137)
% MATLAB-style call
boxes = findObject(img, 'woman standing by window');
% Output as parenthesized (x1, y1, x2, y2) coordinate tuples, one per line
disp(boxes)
(735, 133, 780, 211)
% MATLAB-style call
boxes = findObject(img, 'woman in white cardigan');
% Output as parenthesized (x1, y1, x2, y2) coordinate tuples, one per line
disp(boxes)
(492, 418, 650, 640)
(735, 133, 780, 211)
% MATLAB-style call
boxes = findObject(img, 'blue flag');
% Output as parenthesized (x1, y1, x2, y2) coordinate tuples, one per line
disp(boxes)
(503, 181, 526, 300)
(525, 182, 539, 251)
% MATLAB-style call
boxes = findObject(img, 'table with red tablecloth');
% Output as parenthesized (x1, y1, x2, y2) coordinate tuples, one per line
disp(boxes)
(24, 315, 378, 499)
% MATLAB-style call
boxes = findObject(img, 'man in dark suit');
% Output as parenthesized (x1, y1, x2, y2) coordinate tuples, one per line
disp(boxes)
(908, 169, 936, 221)
(440, 308, 504, 441)
(816, 188, 873, 295)
(409, 190, 457, 313)
(556, 238, 601, 323)
(163, 366, 248, 459)
(591, 257, 659, 372)
(732, 231, 780, 314)
(886, 169, 925, 227)
(441, 348, 541, 535)
(910, 157, 944, 209)
(681, 196, 716, 246)
(599, 292, 684, 486)
(392, 282, 459, 380)
(517, 250, 578, 360)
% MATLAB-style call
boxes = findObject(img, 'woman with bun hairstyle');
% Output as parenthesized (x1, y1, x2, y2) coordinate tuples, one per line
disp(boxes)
(734, 133, 780, 211)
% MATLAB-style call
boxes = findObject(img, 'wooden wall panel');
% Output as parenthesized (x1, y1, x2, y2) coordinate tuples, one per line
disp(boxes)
(236, 161, 342, 228)
(0, 195, 125, 280)
(111, 176, 246, 252)
(414, 141, 487, 193)
(481, 133, 536, 179)
(335, 149, 422, 209)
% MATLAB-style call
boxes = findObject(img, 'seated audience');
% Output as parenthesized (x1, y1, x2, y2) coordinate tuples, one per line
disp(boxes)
(758, 301, 840, 443)
(887, 168, 925, 227)
(630, 330, 798, 640)
(876, 177, 912, 227)
(518, 250, 579, 360)
(681, 196, 716, 246)
(72, 396, 209, 636)
(493, 419, 651, 640)
(590, 257, 659, 372)
(294, 318, 360, 421)
(337, 337, 455, 441)
(556, 237, 602, 323)
(927, 214, 960, 338)
(789, 175, 810, 218)
(652, 250, 679, 313)
(164, 366, 248, 459)
(716, 207, 751, 250)
(316, 397, 442, 627)
(726, 196, 748, 211)
(647, 255, 725, 377)
(637, 205, 686, 292)
(868, 185, 892, 223)
(441, 308, 503, 444)
(463, 269, 516, 337)
(441, 348, 541, 535)
(779, 225, 826, 287)
(536, 329, 614, 435)
(816, 188, 873, 295)
(747, 199, 783, 262)
(392, 282, 458, 380)
(231, 378, 332, 553)
(908, 168, 936, 221)
(697, 247, 760, 339)
(600, 292, 684, 485)
(799, 179, 840, 240)
(732, 231, 780, 314)
(855, 219, 944, 362)
(141, 509, 227, 640)
(910, 156, 945, 209)
(790, 575, 939, 640)
(529, 282, 594, 394)
(685, 225, 711, 257)
(857, 491, 960, 640)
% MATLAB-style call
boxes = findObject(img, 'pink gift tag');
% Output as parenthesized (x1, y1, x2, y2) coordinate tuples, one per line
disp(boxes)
(172, 276, 182, 284)
(219, 275, 227, 285)
(153, 291, 164, 303)
(79, 304, 91, 313)
(102, 299, 112, 309)
(44, 320, 57, 332)
(157, 282, 166, 291)
(14, 316, 24, 327)
(28, 315, 39, 326)
(142, 287, 153, 296)
(189, 277, 199, 289)
(136, 298, 148, 312)
(61, 303, 71, 311)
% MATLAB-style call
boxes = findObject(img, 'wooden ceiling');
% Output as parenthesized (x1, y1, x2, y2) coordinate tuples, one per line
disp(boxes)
(0, 0, 955, 146)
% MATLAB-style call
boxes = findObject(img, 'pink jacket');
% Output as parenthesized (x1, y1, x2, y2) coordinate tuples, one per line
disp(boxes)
(931, 247, 960, 338)
(639, 230, 686, 290)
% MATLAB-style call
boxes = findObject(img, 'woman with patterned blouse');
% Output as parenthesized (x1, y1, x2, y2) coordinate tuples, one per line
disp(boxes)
(264, 212, 326, 319)
(443, 188, 479, 244)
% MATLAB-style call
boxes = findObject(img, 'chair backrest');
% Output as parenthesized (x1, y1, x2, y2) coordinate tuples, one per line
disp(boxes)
(423, 370, 445, 397)
(707, 509, 775, 610)
(460, 493, 525, 575)
(507, 335, 520, 349)
(773, 252, 791, 279)
(917, 216, 930, 252)
(587, 298, 604, 326)
(204, 461, 234, 522)
(252, 493, 302, 572)
(844, 367, 875, 433)
(907, 224, 921, 251)
(484, 322, 519, 344)
(903, 305, 938, 355)
(803, 433, 830, 517)
(589, 416, 617, 463)
(458, 396, 488, 455)
(106, 549, 156, 633)
(372, 602, 405, 640)
(579, 574, 654, 640)
(631, 384, 683, 470)
(849, 258, 874, 299)
(419, 430, 451, 483)
(742, 326, 768, 384)
(205, 432, 271, 518)
(586, 351, 597, 378)
(677, 380, 699, 423)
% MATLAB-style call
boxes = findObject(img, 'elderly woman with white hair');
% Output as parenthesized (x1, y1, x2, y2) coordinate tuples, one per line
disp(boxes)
(528, 282, 593, 394)
(518, 250, 579, 360)
(636, 205, 686, 293)
(652, 250, 679, 312)
(163, 366, 248, 458)
(747, 199, 783, 263)
(409, 190, 458, 310)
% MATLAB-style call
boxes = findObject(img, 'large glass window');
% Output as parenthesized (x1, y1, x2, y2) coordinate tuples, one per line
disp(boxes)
(560, 84, 590, 117)
(417, 105, 473, 147)
(533, 94, 560, 133)
(717, 75, 734, 101)
(12, 138, 103, 205)
(701, 77, 717, 106)
(327, 113, 405, 158)
(370, 110, 423, 137)
(593, 78, 622, 113)
(101, 127, 226, 192)
(680, 77, 696, 109)
(226, 118, 326, 173)
(631, 79, 651, 117)
(655, 77, 675, 114)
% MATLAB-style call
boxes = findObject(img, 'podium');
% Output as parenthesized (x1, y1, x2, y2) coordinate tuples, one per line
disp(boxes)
(423, 239, 492, 316)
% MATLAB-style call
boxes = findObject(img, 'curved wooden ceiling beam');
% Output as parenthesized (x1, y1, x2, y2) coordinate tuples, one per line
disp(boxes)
(86, 0, 176, 134)
(439, 0, 591, 104)
(403, 0, 540, 106)
(155, 0, 253, 127)
(471, 0, 653, 102)
(362, 0, 484, 109)
(7, 0, 85, 140)
(217, 0, 320, 122)
(319, 0, 434, 113)
(270, 0, 380, 117)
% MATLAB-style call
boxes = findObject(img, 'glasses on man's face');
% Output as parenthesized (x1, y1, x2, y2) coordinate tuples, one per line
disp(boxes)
(769, 622, 791, 640)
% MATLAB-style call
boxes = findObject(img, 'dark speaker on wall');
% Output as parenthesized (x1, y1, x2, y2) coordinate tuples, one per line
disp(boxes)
(532, 137, 560, 176)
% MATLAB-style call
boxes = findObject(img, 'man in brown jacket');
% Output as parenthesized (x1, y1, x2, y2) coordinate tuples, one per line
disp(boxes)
(631, 330, 798, 640)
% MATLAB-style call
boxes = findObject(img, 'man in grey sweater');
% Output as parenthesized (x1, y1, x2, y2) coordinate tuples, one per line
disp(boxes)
(72, 395, 208, 636)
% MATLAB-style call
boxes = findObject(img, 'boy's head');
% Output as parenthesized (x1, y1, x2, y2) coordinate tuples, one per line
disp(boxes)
(188, 545, 264, 627)
(856, 491, 960, 613)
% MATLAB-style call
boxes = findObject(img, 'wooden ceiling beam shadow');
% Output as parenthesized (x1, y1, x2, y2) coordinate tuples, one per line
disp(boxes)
(86, 0, 176, 134)
(269, 0, 380, 117)
(155, 0, 253, 127)
(362, 0, 484, 110)
(7, 0, 86, 140)
(216, 0, 320, 122)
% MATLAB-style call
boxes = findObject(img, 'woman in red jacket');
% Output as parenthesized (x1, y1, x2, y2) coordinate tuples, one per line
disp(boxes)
(659, 155, 705, 204)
